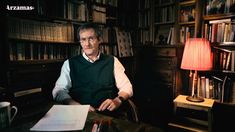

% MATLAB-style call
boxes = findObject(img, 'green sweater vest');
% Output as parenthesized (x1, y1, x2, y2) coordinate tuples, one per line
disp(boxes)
(68, 54, 118, 108)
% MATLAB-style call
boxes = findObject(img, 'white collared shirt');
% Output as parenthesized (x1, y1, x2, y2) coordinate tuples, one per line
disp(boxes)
(52, 53, 133, 102)
(82, 52, 100, 63)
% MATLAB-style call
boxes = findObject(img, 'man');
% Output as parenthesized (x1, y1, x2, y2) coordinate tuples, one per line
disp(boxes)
(52, 23, 133, 115)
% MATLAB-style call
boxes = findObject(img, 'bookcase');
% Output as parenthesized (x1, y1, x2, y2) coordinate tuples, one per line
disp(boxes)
(0, 0, 136, 112)
(152, 0, 201, 45)
(136, 0, 153, 45)
(154, 0, 176, 45)
(198, 0, 235, 104)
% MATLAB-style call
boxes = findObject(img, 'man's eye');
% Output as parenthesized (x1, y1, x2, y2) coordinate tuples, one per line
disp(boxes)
(89, 37, 95, 41)
(81, 38, 86, 41)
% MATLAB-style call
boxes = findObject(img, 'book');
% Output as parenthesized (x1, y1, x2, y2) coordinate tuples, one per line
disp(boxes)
(209, 18, 231, 24)
(115, 28, 133, 57)
(231, 51, 235, 71)
(231, 82, 235, 103)
(205, 78, 210, 98)
(213, 47, 233, 70)
(212, 76, 223, 101)
(221, 76, 233, 103)
(200, 76, 206, 98)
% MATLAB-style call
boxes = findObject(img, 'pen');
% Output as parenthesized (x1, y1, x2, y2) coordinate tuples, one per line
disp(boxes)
(91, 121, 98, 132)
(97, 119, 103, 132)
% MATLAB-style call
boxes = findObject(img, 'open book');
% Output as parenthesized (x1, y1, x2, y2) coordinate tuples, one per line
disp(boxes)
(30, 105, 90, 131)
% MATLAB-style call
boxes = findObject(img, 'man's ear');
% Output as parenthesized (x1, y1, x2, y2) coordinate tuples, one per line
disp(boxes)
(98, 37, 103, 43)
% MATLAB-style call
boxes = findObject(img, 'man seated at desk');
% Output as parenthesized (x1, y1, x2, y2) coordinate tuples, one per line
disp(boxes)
(52, 22, 133, 118)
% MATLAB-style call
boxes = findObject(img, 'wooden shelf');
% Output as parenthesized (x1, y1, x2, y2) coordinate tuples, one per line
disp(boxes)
(155, 2, 175, 7)
(9, 59, 64, 65)
(179, 0, 196, 6)
(8, 38, 77, 45)
(169, 116, 208, 132)
(203, 13, 235, 21)
(154, 21, 175, 25)
(178, 21, 195, 25)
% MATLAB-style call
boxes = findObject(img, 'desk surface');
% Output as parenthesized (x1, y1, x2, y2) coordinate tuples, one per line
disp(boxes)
(3, 104, 163, 132)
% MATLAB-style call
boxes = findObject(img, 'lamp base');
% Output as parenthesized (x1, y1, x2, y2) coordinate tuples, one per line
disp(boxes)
(186, 95, 204, 102)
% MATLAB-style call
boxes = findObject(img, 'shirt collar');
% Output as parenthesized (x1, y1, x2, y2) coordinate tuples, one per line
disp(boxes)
(82, 52, 100, 63)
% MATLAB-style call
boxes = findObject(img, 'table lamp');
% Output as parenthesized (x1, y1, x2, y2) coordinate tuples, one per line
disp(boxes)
(181, 38, 213, 102)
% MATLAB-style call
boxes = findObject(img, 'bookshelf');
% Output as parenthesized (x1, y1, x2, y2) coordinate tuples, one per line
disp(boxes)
(177, 0, 197, 44)
(200, 0, 235, 105)
(154, 0, 176, 45)
(136, 0, 153, 46)
(0, 0, 135, 110)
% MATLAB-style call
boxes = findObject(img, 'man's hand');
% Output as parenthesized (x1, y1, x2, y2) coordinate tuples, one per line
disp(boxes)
(98, 97, 122, 111)
(89, 106, 96, 112)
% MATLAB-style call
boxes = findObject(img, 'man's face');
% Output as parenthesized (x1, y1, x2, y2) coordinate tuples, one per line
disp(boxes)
(79, 28, 100, 57)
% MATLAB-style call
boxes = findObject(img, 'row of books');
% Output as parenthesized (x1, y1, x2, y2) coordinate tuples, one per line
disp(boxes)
(8, 17, 74, 42)
(203, 18, 235, 43)
(92, 0, 118, 7)
(179, 26, 195, 44)
(155, 0, 174, 5)
(213, 47, 235, 72)
(155, 5, 175, 24)
(205, 0, 235, 15)
(138, 0, 150, 9)
(100, 45, 118, 56)
(167, 27, 177, 45)
(7, 17, 129, 45)
(138, 10, 151, 28)
(36, 0, 117, 19)
(92, 5, 106, 24)
(192, 75, 234, 103)
(9, 41, 131, 61)
(9, 42, 81, 61)
(138, 30, 152, 45)
(67, 1, 88, 21)
(102, 27, 117, 44)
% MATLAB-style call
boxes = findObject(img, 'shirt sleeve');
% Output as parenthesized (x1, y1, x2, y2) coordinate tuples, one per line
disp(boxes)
(52, 60, 72, 103)
(114, 57, 133, 97)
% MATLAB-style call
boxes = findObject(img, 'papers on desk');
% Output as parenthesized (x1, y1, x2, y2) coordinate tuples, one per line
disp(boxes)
(30, 105, 90, 131)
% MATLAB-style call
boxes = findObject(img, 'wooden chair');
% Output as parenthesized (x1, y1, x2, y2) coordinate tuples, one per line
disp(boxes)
(96, 98, 139, 123)
(126, 99, 139, 123)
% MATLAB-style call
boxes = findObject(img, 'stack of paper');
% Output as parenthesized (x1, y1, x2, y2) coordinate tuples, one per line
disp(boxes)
(30, 105, 90, 131)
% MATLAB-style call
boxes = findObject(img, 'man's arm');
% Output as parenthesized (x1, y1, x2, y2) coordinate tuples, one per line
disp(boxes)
(98, 57, 133, 111)
(114, 57, 133, 98)
(52, 60, 74, 104)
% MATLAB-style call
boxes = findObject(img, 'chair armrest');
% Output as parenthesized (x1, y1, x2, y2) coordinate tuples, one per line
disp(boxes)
(127, 99, 139, 123)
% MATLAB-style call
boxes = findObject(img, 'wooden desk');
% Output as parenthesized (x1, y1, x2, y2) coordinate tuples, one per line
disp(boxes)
(3, 104, 163, 132)
(173, 95, 214, 132)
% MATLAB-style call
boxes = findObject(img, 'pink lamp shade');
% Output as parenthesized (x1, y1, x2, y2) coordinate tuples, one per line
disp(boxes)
(181, 38, 213, 71)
